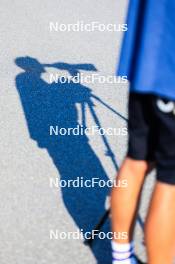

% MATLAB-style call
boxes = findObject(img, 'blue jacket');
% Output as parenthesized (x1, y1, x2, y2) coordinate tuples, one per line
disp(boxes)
(118, 0, 175, 100)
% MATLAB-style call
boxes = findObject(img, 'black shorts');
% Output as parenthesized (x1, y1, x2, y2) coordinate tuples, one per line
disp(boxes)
(128, 92, 175, 184)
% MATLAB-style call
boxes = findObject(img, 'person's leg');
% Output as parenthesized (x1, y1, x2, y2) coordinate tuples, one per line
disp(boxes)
(110, 93, 155, 263)
(111, 157, 149, 244)
(144, 96, 175, 264)
(111, 158, 153, 264)
(145, 181, 175, 264)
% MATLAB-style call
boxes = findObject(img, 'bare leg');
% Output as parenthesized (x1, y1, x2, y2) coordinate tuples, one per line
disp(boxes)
(145, 182, 175, 264)
(111, 157, 150, 243)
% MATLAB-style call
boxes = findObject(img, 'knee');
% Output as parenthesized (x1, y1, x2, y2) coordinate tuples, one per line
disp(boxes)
(122, 157, 149, 175)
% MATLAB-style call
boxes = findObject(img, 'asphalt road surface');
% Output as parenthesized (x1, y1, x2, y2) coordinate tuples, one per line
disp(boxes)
(0, 1, 155, 263)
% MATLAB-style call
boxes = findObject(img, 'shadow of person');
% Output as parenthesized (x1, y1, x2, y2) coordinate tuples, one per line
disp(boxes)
(15, 56, 113, 263)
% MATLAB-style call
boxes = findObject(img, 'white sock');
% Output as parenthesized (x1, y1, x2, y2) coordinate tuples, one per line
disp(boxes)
(111, 241, 137, 264)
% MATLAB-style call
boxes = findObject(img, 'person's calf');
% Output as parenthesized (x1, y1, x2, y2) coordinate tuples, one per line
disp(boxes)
(145, 181, 175, 264)
(111, 158, 149, 243)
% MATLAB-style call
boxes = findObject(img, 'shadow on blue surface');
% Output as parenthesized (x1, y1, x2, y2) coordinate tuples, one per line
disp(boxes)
(15, 56, 126, 264)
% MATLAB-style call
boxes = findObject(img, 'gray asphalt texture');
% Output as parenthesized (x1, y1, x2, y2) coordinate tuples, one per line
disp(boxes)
(0, 1, 156, 263)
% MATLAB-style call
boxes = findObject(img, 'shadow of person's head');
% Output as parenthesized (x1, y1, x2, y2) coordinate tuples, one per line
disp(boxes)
(15, 56, 45, 74)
